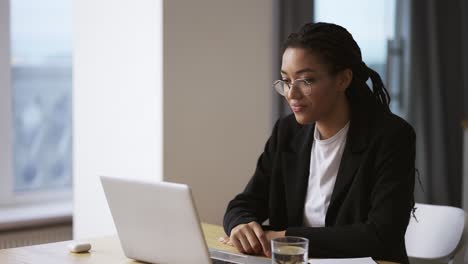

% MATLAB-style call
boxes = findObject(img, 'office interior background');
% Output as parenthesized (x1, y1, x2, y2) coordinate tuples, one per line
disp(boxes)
(0, 0, 467, 262)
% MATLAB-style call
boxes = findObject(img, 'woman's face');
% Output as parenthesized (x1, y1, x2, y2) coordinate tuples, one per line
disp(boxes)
(281, 47, 349, 125)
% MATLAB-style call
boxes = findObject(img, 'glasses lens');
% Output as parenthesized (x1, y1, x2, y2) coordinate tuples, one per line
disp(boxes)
(273, 80, 288, 96)
(296, 80, 311, 95)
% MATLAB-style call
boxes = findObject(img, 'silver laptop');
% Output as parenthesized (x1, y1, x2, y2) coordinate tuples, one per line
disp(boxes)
(100, 176, 270, 264)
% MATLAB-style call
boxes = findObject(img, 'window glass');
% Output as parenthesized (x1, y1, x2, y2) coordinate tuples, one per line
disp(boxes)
(10, 0, 73, 191)
(315, 0, 400, 113)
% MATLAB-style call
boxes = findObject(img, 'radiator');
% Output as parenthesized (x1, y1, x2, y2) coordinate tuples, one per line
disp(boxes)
(0, 223, 72, 249)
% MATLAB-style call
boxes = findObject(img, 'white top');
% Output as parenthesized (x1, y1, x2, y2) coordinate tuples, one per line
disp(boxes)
(303, 122, 350, 227)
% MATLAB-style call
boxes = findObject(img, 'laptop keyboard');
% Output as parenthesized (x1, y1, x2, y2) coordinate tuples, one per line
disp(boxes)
(209, 248, 271, 264)
(211, 258, 242, 264)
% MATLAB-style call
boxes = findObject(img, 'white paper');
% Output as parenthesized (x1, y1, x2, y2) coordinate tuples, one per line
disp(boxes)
(309, 257, 377, 264)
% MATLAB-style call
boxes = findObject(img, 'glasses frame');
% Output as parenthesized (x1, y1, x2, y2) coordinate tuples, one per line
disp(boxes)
(272, 78, 313, 96)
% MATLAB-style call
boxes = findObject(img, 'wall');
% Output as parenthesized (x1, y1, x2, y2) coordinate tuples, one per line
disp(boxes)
(73, 0, 275, 238)
(163, 0, 274, 225)
(0, 0, 13, 202)
(73, 0, 163, 239)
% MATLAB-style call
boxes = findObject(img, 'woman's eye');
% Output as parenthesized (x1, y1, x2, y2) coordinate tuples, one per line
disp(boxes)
(282, 79, 291, 84)
(304, 78, 315, 83)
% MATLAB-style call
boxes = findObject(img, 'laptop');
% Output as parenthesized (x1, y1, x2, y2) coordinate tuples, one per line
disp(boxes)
(100, 176, 271, 264)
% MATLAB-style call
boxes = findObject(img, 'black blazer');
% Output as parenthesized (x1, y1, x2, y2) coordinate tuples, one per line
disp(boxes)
(223, 102, 416, 264)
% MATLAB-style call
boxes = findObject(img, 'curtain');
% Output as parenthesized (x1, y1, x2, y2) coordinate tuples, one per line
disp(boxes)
(273, 0, 314, 121)
(407, 0, 468, 206)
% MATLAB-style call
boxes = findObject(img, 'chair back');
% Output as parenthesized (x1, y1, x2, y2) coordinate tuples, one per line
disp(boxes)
(405, 203, 467, 261)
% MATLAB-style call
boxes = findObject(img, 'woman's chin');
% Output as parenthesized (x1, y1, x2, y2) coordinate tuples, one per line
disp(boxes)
(293, 113, 315, 125)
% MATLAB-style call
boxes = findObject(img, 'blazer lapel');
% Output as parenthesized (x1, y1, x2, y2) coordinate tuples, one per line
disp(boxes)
(325, 102, 372, 225)
(325, 143, 363, 225)
(283, 123, 314, 227)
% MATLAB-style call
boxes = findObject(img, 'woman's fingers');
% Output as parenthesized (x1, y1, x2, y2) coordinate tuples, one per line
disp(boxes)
(231, 226, 253, 254)
(242, 226, 262, 254)
(229, 222, 272, 256)
(219, 236, 234, 246)
(237, 233, 254, 254)
(230, 235, 245, 253)
(251, 223, 271, 257)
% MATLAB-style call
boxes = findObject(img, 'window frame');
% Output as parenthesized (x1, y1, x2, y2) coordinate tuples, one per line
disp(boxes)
(0, 0, 72, 206)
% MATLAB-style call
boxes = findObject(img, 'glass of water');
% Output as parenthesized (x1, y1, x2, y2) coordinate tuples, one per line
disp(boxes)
(271, 236, 308, 264)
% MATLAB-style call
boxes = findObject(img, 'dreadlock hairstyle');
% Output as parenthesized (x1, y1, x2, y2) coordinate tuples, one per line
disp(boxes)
(284, 22, 421, 218)
(282, 22, 391, 111)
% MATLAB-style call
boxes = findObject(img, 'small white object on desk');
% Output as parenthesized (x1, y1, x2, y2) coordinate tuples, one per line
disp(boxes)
(67, 241, 92, 253)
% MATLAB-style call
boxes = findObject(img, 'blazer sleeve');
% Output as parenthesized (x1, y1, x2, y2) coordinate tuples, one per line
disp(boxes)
(286, 122, 416, 261)
(223, 119, 280, 236)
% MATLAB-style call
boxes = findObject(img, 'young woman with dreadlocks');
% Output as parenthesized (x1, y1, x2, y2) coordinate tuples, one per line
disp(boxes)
(221, 22, 416, 264)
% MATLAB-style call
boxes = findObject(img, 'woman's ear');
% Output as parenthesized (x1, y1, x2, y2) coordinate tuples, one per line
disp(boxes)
(336, 69, 353, 92)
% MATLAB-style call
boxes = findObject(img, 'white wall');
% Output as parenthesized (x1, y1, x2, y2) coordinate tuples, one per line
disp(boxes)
(73, 0, 163, 239)
(0, 0, 13, 203)
(74, 0, 274, 238)
(164, 0, 274, 225)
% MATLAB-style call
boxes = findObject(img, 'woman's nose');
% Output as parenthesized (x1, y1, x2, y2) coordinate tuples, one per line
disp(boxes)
(287, 85, 302, 100)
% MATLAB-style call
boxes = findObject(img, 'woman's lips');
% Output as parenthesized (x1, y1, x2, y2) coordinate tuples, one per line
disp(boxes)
(291, 104, 306, 113)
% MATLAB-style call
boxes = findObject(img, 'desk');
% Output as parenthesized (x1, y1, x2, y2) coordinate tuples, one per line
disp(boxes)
(0, 223, 397, 264)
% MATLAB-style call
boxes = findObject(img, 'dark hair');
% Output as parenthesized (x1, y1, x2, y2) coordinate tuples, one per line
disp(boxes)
(283, 22, 391, 111)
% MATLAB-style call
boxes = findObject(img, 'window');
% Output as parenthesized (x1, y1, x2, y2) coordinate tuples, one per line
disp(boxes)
(0, 0, 72, 204)
(315, 0, 404, 115)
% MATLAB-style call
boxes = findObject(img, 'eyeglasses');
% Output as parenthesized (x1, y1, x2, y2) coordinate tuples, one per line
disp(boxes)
(272, 79, 313, 96)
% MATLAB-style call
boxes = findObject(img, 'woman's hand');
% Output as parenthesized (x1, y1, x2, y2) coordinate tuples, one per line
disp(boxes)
(220, 221, 270, 256)
(219, 222, 285, 257)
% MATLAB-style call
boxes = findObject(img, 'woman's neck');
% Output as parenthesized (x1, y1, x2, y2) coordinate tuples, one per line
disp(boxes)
(316, 97, 351, 140)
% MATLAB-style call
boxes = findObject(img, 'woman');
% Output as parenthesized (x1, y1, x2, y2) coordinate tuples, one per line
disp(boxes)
(221, 22, 415, 264)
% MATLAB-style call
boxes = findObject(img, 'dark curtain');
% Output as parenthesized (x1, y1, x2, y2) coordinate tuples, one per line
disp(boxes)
(273, 1, 468, 207)
(272, 0, 314, 122)
(408, 0, 468, 206)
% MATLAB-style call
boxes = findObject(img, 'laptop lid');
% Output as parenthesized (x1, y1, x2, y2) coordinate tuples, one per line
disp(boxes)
(100, 176, 211, 264)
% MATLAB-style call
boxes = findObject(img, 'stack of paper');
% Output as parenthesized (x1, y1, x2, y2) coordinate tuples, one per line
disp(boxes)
(309, 257, 377, 264)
